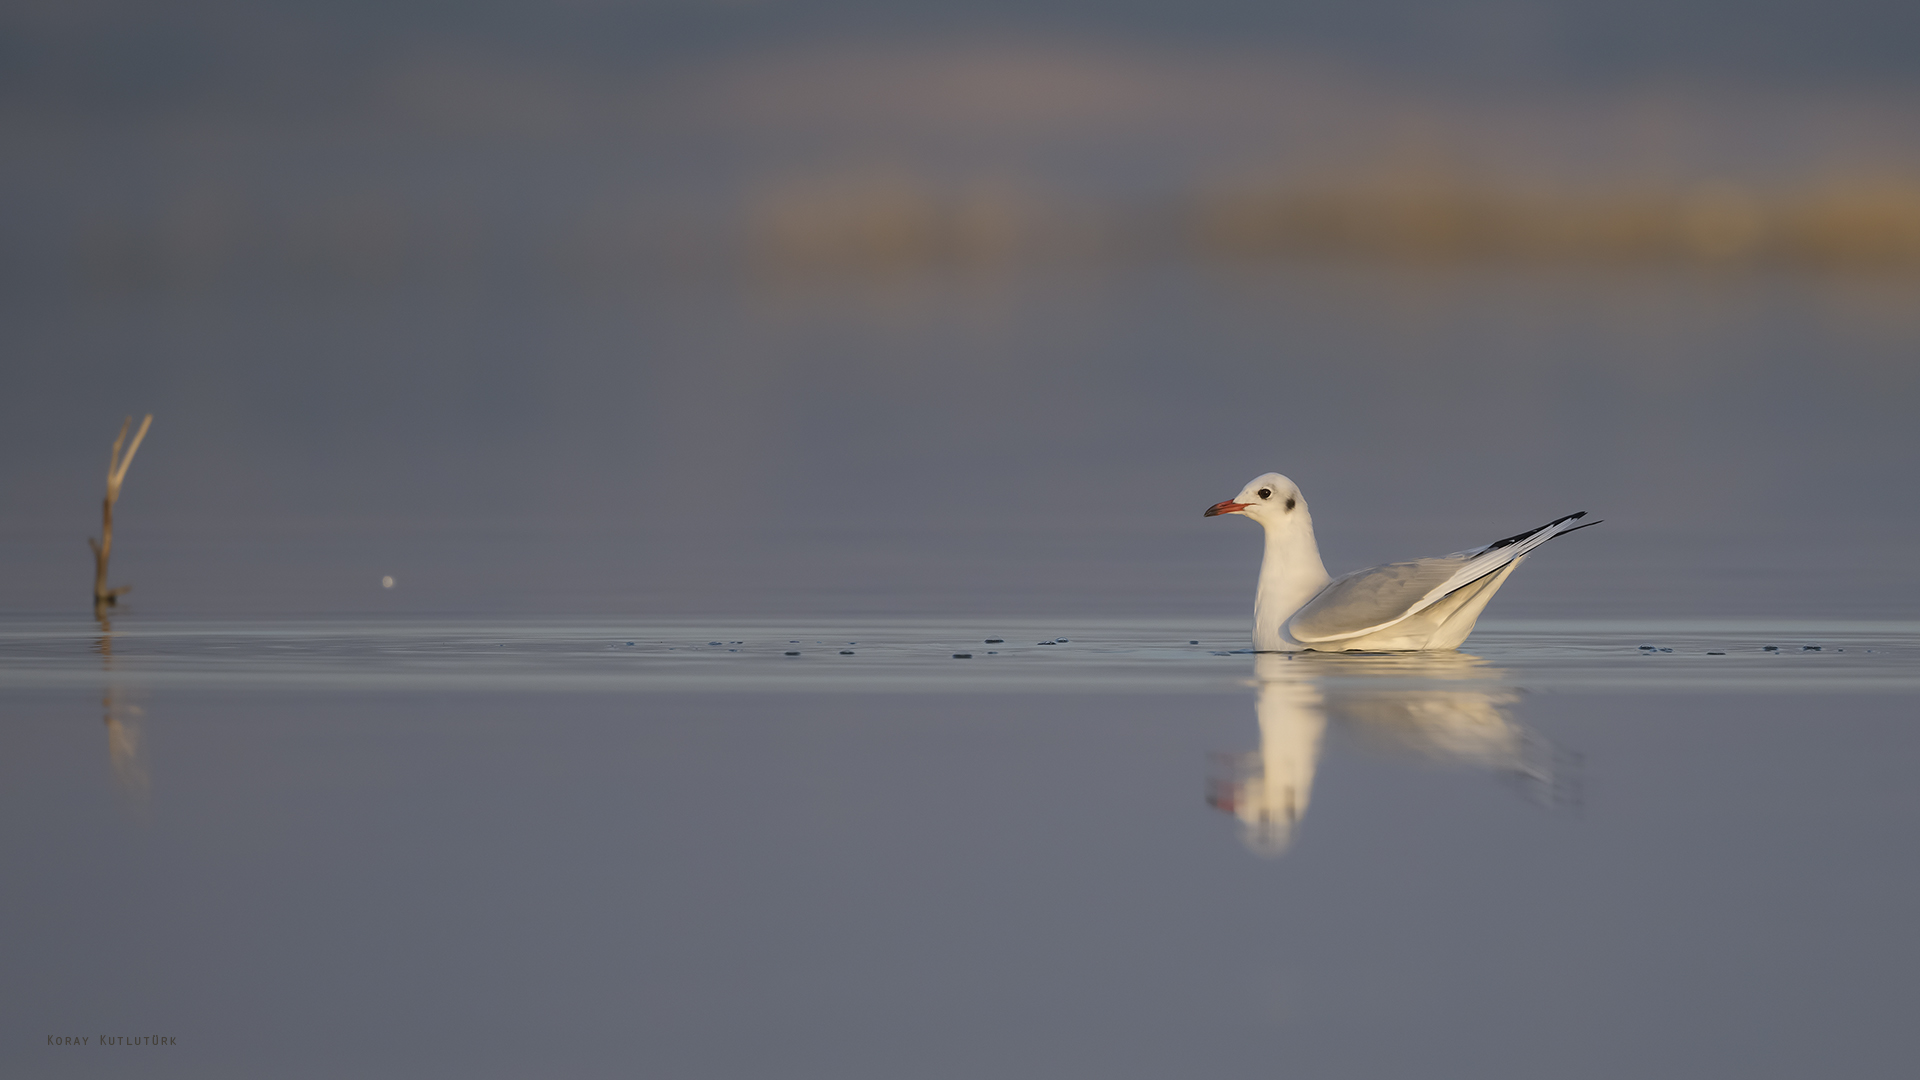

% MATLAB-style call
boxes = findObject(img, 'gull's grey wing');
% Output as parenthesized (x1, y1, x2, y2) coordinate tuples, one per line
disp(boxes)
(1287, 558, 1472, 643)
(1288, 512, 1591, 644)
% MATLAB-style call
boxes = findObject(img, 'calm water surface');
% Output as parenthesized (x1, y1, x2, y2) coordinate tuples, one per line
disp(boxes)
(5, 613, 1919, 1078)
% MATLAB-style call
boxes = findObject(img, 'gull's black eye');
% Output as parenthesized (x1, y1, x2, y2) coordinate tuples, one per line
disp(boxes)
(1257, 488, 1271, 500)
(1285, 497, 1296, 510)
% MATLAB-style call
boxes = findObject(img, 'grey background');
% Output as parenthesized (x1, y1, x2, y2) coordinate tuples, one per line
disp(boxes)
(4, 0, 1917, 617)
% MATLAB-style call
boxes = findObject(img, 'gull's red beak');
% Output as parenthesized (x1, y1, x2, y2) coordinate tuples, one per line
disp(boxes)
(1204, 500, 1249, 518)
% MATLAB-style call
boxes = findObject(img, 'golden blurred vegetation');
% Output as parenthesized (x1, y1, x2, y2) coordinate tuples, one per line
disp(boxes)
(56, 168, 1920, 291)
(746, 169, 1920, 273)
(1197, 172, 1920, 267)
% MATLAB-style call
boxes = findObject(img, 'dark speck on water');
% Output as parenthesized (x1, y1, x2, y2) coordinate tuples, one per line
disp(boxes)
(1803, 645, 1822, 651)
(1639, 645, 1657, 651)
(1037, 641, 1057, 645)
(1057, 638, 1069, 642)
(1707, 651, 1726, 655)
(985, 638, 1003, 644)
(839, 650, 854, 655)
(1190, 640, 1199, 644)
(1764, 645, 1780, 651)
(953, 653, 973, 659)
(784, 651, 800, 656)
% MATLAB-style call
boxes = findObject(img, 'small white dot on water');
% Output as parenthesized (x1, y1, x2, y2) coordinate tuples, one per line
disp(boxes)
(380, 575, 394, 589)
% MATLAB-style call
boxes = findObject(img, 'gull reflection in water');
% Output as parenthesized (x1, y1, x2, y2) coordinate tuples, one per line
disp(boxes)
(95, 615, 149, 808)
(1208, 652, 1567, 857)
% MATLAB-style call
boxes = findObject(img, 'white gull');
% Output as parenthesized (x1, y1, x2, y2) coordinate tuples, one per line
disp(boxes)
(1205, 472, 1595, 652)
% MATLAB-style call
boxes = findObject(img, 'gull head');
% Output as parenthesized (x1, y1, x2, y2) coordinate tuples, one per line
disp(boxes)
(1205, 472, 1305, 524)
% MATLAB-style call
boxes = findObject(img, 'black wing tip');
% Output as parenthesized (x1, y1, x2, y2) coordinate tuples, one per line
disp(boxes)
(1482, 511, 1595, 552)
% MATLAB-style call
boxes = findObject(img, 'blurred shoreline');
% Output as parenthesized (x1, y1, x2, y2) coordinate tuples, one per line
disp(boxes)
(9, 42, 1920, 289)
(18, 168, 1920, 293)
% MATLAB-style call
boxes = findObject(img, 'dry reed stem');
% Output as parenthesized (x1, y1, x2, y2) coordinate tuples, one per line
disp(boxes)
(90, 414, 152, 614)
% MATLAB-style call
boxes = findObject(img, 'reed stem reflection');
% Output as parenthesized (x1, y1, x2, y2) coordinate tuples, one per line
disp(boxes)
(1209, 652, 1565, 857)
(95, 614, 149, 809)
